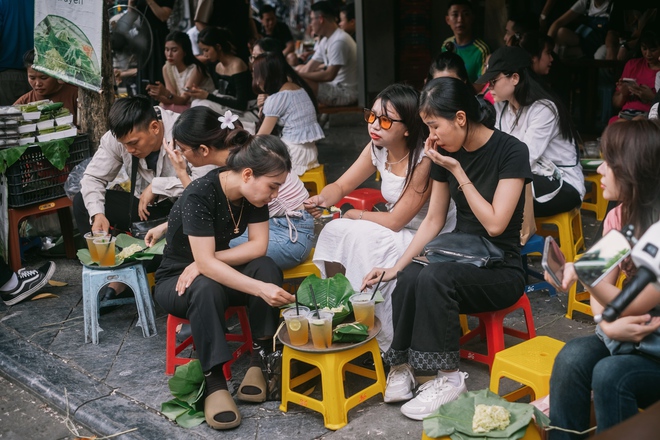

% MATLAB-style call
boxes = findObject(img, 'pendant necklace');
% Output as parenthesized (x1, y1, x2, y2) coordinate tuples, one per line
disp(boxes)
(222, 173, 244, 233)
(385, 151, 409, 173)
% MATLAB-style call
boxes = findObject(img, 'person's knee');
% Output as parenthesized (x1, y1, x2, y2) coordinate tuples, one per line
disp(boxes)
(247, 256, 283, 285)
(188, 275, 227, 307)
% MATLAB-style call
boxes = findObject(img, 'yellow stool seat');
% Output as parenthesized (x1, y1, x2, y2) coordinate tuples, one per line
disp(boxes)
(300, 165, 327, 196)
(422, 421, 543, 440)
(279, 330, 386, 430)
(566, 269, 625, 319)
(535, 208, 585, 262)
(582, 173, 608, 221)
(282, 249, 321, 295)
(490, 336, 565, 402)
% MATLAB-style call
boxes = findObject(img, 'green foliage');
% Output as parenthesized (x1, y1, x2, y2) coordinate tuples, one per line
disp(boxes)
(0, 146, 29, 174)
(296, 274, 355, 325)
(77, 234, 165, 267)
(38, 137, 74, 170)
(161, 360, 206, 428)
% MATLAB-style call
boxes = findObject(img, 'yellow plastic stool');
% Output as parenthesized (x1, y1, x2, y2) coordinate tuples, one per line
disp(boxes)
(282, 249, 321, 295)
(582, 174, 608, 221)
(535, 208, 585, 262)
(566, 270, 626, 319)
(459, 314, 469, 335)
(300, 165, 327, 196)
(490, 336, 565, 402)
(279, 337, 386, 430)
(422, 422, 543, 440)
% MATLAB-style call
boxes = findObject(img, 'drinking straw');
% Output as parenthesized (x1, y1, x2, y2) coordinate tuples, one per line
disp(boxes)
(294, 289, 300, 315)
(370, 271, 386, 301)
(309, 285, 321, 318)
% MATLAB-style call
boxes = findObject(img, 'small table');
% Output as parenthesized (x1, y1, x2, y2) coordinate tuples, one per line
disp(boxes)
(278, 317, 386, 430)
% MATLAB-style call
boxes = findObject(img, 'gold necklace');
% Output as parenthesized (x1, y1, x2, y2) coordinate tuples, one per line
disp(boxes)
(385, 151, 409, 173)
(222, 173, 245, 233)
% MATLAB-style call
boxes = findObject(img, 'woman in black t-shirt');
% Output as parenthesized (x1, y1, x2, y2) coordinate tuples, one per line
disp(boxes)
(362, 77, 532, 421)
(154, 129, 295, 430)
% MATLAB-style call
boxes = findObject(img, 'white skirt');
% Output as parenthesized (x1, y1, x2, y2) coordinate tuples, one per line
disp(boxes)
(283, 140, 319, 176)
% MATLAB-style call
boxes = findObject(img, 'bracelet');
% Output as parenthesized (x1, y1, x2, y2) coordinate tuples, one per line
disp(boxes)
(458, 181, 473, 192)
(358, 210, 365, 220)
(167, 93, 174, 100)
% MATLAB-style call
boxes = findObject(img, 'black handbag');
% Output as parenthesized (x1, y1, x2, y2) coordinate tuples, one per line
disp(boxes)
(128, 155, 168, 239)
(422, 232, 505, 268)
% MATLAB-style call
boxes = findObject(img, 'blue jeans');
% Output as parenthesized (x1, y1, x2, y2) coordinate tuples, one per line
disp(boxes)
(549, 334, 660, 439)
(230, 211, 315, 270)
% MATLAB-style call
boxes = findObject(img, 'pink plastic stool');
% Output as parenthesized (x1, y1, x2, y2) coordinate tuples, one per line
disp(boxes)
(459, 294, 536, 370)
(165, 306, 253, 378)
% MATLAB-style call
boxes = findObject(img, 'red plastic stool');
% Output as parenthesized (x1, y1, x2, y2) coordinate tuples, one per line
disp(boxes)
(336, 188, 387, 212)
(165, 306, 253, 378)
(459, 294, 536, 370)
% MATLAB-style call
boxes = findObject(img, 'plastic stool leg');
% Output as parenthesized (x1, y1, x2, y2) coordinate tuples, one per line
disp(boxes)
(130, 264, 158, 338)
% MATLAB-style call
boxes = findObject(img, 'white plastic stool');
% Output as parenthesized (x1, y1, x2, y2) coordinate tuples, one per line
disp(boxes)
(82, 262, 157, 344)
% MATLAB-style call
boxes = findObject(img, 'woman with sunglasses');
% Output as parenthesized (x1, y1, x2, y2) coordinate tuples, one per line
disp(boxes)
(305, 83, 456, 351)
(362, 77, 531, 420)
(475, 46, 584, 218)
(252, 51, 324, 176)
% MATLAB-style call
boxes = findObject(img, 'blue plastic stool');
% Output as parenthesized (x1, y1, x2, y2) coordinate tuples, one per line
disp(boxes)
(521, 234, 556, 296)
(82, 262, 157, 344)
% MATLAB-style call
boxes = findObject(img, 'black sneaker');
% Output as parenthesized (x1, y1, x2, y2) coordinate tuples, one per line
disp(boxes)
(1, 261, 56, 306)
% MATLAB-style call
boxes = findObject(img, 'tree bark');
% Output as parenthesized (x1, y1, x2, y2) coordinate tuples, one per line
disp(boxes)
(78, 4, 114, 150)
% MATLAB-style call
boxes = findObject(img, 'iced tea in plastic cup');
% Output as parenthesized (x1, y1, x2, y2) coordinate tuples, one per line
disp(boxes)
(350, 293, 375, 330)
(84, 231, 108, 262)
(309, 310, 334, 349)
(283, 306, 310, 346)
(93, 236, 116, 267)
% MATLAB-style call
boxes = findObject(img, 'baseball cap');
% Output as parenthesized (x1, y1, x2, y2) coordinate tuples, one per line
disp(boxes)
(475, 46, 532, 84)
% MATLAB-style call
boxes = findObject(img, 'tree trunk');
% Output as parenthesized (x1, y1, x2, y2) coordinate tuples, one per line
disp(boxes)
(78, 4, 114, 150)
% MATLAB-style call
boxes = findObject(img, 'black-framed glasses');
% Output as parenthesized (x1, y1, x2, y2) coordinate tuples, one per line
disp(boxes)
(488, 73, 511, 89)
(363, 109, 404, 130)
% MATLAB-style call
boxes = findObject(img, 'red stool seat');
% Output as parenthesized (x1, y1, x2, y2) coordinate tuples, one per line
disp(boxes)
(165, 306, 253, 379)
(459, 294, 536, 370)
(337, 188, 387, 212)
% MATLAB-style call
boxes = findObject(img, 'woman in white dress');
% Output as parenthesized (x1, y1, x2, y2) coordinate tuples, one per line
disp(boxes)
(305, 83, 456, 351)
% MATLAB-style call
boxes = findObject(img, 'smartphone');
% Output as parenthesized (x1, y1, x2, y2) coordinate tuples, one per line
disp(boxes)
(542, 236, 566, 290)
(412, 255, 430, 266)
(621, 78, 637, 85)
(574, 229, 631, 288)
(182, 87, 191, 92)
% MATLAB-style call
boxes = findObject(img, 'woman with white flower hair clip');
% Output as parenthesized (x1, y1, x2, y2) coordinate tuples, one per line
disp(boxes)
(152, 105, 296, 430)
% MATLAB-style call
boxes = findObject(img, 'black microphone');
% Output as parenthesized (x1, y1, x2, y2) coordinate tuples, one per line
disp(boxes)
(601, 267, 657, 322)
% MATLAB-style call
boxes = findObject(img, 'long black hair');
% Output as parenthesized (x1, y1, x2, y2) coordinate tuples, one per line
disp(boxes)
(198, 27, 237, 55)
(251, 52, 318, 112)
(427, 51, 471, 87)
(420, 77, 495, 131)
(165, 30, 210, 79)
(172, 106, 244, 153)
(226, 133, 292, 177)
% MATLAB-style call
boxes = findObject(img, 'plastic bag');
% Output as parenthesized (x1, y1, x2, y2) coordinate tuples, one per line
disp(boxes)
(64, 157, 91, 199)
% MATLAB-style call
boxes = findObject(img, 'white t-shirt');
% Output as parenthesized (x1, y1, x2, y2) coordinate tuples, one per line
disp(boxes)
(311, 28, 357, 88)
(495, 99, 586, 199)
(570, 0, 612, 17)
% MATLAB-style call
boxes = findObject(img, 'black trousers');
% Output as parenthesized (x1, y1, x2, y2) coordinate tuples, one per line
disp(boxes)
(533, 180, 582, 218)
(73, 190, 173, 236)
(384, 256, 525, 371)
(154, 256, 282, 372)
(0, 257, 12, 287)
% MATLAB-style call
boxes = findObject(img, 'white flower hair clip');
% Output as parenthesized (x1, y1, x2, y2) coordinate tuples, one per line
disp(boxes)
(218, 110, 239, 129)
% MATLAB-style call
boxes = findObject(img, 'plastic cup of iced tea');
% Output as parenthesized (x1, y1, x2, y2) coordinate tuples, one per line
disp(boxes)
(84, 231, 108, 262)
(283, 306, 311, 346)
(349, 293, 375, 330)
(93, 236, 116, 267)
(309, 310, 334, 349)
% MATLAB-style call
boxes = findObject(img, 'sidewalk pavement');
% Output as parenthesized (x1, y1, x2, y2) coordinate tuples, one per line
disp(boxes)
(0, 113, 601, 439)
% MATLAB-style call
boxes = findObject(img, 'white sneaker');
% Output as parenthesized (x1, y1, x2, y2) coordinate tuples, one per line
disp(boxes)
(384, 363, 417, 403)
(400, 372, 468, 420)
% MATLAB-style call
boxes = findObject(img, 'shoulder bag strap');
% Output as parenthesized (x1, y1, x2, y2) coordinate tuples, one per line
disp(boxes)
(128, 155, 139, 225)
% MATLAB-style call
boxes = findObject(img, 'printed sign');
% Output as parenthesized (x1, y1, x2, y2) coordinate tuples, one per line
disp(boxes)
(33, 0, 103, 92)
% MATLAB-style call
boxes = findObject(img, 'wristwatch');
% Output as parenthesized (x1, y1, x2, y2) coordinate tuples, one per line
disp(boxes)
(540, 13, 547, 21)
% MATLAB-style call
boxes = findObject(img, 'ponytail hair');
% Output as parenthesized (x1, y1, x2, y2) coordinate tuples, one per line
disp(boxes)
(172, 106, 243, 152)
(226, 134, 292, 177)
(420, 77, 495, 129)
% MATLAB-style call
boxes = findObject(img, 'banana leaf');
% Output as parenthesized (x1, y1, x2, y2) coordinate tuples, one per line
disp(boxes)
(77, 234, 165, 267)
(115, 233, 166, 255)
(38, 137, 74, 170)
(422, 389, 550, 440)
(296, 274, 354, 324)
(0, 145, 29, 174)
(161, 360, 205, 428)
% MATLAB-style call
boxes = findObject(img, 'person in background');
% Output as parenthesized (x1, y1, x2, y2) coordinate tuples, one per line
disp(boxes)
(605, 1, 658, 61)
(441, 0, 490, 90)
(339, 3, 356, 41)
(14, 50, 79, 123)
(503, 13, 535, 47)
(477, 46, 585, 218)
(546, 120, 660, 439)
(154, 132, 295, 430)
(0, 0, 33, 105)
(252, 52, 323, 176)
(519, 31, 555, 76)
(193, 0, 253, 63)
(129, 0, 173, 89)
(147, 30, 214, 113)
(258, 4, 295, 57)
(296, 1, 358, 106)
(547, 0, 613, 59)
(0, 258, 55, 306)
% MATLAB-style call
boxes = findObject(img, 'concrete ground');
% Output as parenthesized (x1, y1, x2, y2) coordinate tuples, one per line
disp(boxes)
(0, 113, 601, 439)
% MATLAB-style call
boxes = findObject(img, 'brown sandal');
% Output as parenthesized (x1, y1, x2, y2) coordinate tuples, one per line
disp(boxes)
(237, 366, 267, 403)
(204, 390, 241, 430)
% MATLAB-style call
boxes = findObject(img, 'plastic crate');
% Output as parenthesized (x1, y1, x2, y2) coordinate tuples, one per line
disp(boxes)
(5, 134, 90, 208)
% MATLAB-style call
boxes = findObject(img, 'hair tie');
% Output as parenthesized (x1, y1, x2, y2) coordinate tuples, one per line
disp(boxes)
(218, 110, 239, 129)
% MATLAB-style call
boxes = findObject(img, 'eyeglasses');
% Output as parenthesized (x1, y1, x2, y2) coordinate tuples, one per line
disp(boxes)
(363, 109, 404, 130)
(488, 74, 511, 89)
